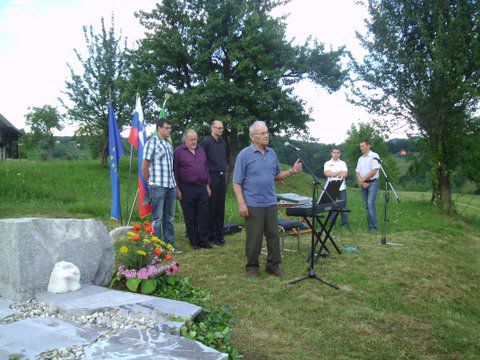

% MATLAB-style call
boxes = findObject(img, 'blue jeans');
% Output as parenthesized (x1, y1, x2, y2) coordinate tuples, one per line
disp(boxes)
(360, 180, 378, 230)
(149, 185, 176, 245)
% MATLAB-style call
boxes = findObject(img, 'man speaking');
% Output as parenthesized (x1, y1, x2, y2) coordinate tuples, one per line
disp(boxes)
(233, 121, 302, 277)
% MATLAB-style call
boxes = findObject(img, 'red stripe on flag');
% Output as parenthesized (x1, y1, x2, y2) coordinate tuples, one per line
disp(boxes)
(138, 176, 151, 217)
(128, 127, 139, 149)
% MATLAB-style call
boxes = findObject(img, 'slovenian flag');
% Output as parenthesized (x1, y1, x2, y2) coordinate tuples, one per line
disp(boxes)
(128, 95, 151, 217)
(109, 100, 124, 221)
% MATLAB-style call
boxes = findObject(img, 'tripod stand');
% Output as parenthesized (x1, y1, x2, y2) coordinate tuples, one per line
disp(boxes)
(376, 159, 400, 245)
(287, 149, 339, 289)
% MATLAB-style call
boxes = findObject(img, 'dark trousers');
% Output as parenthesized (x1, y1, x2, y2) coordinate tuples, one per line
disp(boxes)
(179, 183, 210, 247)
(208, 172, 226, 244)
(338, 189, 349, 226)
(244, 205, 281, 271)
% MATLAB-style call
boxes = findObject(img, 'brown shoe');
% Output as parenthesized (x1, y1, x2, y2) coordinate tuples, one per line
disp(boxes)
(265, 267, 284, 277)
(246, 269, 259, 277)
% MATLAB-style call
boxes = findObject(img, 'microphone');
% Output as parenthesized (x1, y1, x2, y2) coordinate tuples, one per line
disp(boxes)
(373, 157, 382, 163)
(284, 142, 300, 152)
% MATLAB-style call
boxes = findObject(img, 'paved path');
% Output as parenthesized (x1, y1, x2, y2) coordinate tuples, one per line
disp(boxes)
(0, 285, 227, 359)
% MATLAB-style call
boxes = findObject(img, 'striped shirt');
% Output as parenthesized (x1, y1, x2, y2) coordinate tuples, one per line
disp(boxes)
(143, 135, 176, 188)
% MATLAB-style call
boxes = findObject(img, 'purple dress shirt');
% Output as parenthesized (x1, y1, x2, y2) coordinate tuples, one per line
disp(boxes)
(174, 145, 211, 185)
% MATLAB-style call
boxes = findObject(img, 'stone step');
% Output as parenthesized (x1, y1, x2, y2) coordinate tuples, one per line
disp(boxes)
(84, 328, 228, 360)
(36, 284, 203, 333)
(0, 317, 105, 359)
(0, 298, 14, 319)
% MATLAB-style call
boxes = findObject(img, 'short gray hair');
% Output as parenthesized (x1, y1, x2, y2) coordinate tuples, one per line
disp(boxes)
(249, 120, 267, 135)
(182, 129, 197, 143)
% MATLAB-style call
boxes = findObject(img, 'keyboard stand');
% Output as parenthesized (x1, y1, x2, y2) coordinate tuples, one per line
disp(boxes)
(303, 209, 344, 263)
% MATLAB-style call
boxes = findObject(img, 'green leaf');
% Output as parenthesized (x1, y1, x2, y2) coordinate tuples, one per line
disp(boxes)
(166, 276, 176, 285)
(126, 278, 142, 292)
(140, 279, 157, 294)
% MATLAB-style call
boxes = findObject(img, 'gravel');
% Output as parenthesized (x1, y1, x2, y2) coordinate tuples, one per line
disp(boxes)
(1, 299, 161, 360)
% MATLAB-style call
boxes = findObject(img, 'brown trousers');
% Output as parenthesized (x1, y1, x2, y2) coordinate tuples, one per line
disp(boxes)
(244, 205, 281, 271)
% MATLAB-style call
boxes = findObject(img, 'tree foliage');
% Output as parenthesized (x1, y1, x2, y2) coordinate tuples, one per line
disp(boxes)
(130, 0, 348, 161)
(351, 0, 480, 212)
(61, 15, 132, 165)
(24, 105, 63, 160)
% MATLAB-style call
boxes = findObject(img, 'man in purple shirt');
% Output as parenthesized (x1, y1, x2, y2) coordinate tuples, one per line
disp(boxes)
(174, 129, 212, 249)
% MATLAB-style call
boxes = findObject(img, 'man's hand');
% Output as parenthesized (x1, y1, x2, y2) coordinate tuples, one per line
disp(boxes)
(207, 185, 212, 197)
(238, 202, 249, 218)
(292, 159, 302, 174)
(361, 182, 370, 189)
(176, 188, 182, 200)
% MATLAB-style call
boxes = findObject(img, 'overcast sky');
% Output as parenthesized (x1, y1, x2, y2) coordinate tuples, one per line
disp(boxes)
(0, 0, 384, 143)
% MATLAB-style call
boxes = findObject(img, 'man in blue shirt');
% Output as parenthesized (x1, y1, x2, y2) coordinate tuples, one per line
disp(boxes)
(233, 121, 302, 277)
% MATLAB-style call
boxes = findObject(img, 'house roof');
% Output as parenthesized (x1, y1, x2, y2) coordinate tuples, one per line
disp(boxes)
(0, 113, 22, 135)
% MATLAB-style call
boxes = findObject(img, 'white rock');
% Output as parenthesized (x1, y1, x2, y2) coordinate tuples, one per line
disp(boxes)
(47, 262, 81, 294)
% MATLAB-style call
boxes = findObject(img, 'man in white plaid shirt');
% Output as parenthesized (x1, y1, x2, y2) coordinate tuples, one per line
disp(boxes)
(142, 119, 178, 247)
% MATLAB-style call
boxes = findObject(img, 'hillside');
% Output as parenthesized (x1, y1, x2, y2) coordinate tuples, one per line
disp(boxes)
(1, 160, 479, 359)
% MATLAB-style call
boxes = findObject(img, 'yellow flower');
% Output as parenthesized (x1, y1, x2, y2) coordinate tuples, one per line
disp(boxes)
(136, 250, 147, 256)
(143, 239, 151, 244)
(151, 236, 160, 242)
(166, 243, 174, 251)
(159, 240, 167, 247)
(119, 246, 129, 254)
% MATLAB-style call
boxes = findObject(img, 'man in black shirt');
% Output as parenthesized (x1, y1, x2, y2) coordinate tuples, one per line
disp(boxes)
(201, 120, 230, 246)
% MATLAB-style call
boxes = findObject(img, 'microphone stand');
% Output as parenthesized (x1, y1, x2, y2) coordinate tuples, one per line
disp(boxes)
(376, 159, 400, 245)
(287, 147, 339, 289)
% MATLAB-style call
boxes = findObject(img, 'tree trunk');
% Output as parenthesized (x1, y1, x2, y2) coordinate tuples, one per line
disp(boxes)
(431, 163, 453, 213)
(102, 140, 109, 168)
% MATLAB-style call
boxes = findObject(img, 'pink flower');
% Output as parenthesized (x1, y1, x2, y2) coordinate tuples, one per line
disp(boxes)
(146, 265, 159, 278)
(137, 267, 149, 279)
(123, 269, 137, 279)
(117, 265, 126, 276)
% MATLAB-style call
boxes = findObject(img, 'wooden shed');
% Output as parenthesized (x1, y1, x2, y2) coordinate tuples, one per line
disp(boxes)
(0, 113, 21, 160)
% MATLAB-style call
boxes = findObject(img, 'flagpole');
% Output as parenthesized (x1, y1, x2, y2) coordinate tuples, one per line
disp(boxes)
(125, 94, 138, 224)
(128, 188, 139, 225)
(125, 143, 134, 223)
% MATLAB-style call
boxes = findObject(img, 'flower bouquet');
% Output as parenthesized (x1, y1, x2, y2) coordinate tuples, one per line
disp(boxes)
(112, 222, 180, 295)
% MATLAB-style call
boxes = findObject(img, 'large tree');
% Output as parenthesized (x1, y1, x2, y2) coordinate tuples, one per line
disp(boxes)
(24, 105, 63, 160)
(61, 15, 132, 166)
(351, 0, 480, 212)
(130, 0, 347, 162)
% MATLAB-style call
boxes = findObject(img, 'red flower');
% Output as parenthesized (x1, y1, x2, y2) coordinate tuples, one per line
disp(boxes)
(143, 221, 151, 227)
(145, 226, 152, 233)
(165, 253, 172, 262)
(132, 233, 140, 241)
(133, 224, 141, 231)
(151, 229, 156, 235)
(154, 248, 162, 256)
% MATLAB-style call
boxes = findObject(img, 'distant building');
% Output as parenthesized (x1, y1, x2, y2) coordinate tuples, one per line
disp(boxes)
(399, 149, 408, 156)
(0, 113, 21, 160)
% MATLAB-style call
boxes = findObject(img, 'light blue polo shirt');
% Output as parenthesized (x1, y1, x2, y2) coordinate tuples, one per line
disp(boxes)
(233, 144, 281, 207)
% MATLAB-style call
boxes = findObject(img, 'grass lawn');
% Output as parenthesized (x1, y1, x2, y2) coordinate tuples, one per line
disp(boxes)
(1, 160, 479, 359)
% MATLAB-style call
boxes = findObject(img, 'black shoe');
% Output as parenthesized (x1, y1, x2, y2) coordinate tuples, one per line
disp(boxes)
(214, 240, 225, 246)
(199, 244, 213, 249)
(191, 245, 200, 250)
